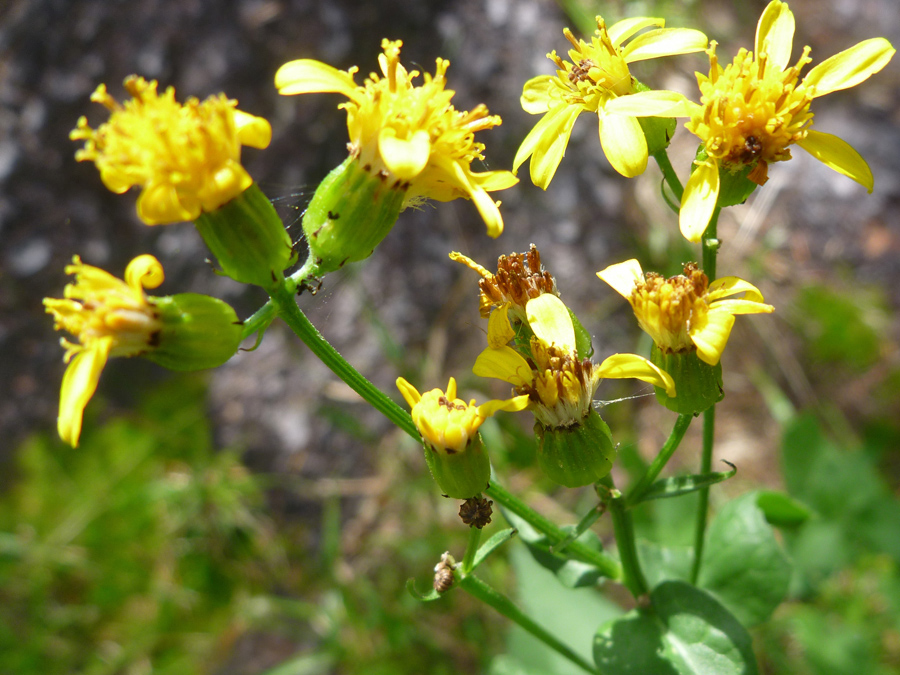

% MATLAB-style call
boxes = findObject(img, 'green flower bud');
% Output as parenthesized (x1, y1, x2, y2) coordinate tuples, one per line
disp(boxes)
(423, 433, 492, 500)
(302, 156, 406, 275)
(194, 183, 296, 288)
(146, 293, 243, 371)
(650, 343, 724, 415)
(535, 410, 616, 488)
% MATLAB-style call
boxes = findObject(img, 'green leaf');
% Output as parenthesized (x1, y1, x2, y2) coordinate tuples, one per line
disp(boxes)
(698, 492, 792, 626)
(755, 490, 813, 528)
(501, 508, 606, 589)
(406, 577, 441, 602)
(637, 542, 692, 589)
(593, 581, 759, 675)
(472, 528, 517, 570)
(569, 308, 594, 360)
(633, 461, 736, 504)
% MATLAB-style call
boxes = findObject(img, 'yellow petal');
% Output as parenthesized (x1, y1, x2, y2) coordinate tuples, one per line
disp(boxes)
(275, 59, 360, 100)
(446, 377, 458, 401)
(596, 353, 676, 398)
(513, 104, 581, 189)
(797, 129, 874, 193)
(58, 339, 111, 447)
(473, 346, 533, 387)
(596, 259, 643, 300)
(526, 295, 576, 353)
(233, 110, 272, 149)
(520, 75, 555, 114)
(124, 254, 164, 291)
(477, 394, 531, 418)
(622, 28, 708, 63)
(755, 0, 795, 71)
(379, 128, 432, 180)
(488, 305, 516, 348)
(136, 182, 197, 225)
(599, 113, 648, 178)
(475, 170, 520, 192)
(396, 377, 422, 408)
(706, 276, 765, 303)
(679, 159, 719, 243)
(690, 309, 735, 366)
(607, 17, 665, 48)
(804, 38, 895, 96)
(603, 90, 694, 117)
(711, 298, 774, 315)
(98, 167, 134, 194)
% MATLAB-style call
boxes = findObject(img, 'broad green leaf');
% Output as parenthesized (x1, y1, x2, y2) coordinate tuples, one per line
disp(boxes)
(756, 490, 813, 528)
(472, 528, 517, 570)
(698, 492, 792, 626)
(593, 581, 759, 675)
(638, 541, 692, 589)
(634, 461, 736, 504)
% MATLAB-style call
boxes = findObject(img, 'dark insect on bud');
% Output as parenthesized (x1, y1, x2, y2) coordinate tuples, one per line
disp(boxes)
(433, 551, 457, 593)
(459, 496, 494, 529)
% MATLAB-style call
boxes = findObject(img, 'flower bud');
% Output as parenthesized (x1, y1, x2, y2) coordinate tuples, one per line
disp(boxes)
(534, 410, 616, 488)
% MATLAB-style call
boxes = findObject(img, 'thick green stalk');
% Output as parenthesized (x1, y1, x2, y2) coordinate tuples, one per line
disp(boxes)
(691, 405, 715, 583)
(652, 149, 684, 208)
(269, 282, 419, 440)
(461, 524, 482, 574)
(626, 414, 693, 506)
(599, 474, 647, 598)
(484, 482, 621, 581)
(701, 208, 721, 279)
(459, 574, 601, 675)
(241, 259, 319, 341)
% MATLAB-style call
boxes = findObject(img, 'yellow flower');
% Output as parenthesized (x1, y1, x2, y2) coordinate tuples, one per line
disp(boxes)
(679, 0, 895, 242)
(276, 39, 517, 237)
(44, 255, 165, 447)
(514, 16, 707, 186)
(70, 76, 272, 225)
(597, 259, 774, 365)
(396, 377, 529, 454)
(473, 295, 674, 428)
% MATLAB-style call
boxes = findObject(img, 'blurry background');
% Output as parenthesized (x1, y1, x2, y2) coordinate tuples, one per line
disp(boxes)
(2, 0, 899, 673)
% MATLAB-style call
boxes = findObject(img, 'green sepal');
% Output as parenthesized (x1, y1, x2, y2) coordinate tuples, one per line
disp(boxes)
(535, 409, 616, 488)
(194, 183, 296, 289)
(692, 144, 759, 208)
(568, 308, 594, 360)
(634, 80, 677, 155)
(302, 155, 406, 275)
(651, 344, 723, 415)
(145, 293, 242, 371)
(422, 433, 491, 499)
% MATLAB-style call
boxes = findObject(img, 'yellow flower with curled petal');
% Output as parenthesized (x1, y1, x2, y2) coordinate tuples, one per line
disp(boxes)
(474, 295, 674, 429)
(597, 259, 773, 366)
(678, 0, 895, 242)
(70, 76, 272, 225)
(44, 255, 165, 447)
(276, 39, 517, 237)
(514, 16, 707, 186)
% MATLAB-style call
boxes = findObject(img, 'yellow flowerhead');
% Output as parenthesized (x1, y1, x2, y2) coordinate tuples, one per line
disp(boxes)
(514, 16, 707, 186)
(70, 76, 272, 225)
(396, 377, 529, 455)
(44, 255, 165, 447)
(597, 259, 774, 365)
(679, 0, 895, 242)
(449, 244, 558, 321)
(474, 295, 674, 428)
(276, 39, 518, 237)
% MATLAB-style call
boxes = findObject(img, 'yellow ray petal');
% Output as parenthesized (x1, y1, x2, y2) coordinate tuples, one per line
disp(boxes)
(445, 376, 458, 401)
(233, 110, 272, 149)
(475, 170, 520, 192)
(755, 0, 795, 71)
(679, 160, 719, 243)
(136, 182, 197, 225)
(58, 338, 112, 447)
(520, 75, 555, 114)
(513, 104, 581, 189)
(477, 394, 531, 418)
(599, 112, 648, 177)
(711, 298, 774, 315)
(596, 259, 643, 300)
(379, 128, 432, 180)
(804, 38, 895, 96)
(622, 28, 708, 63)
(690, 309, 735, 366)
(396, 377, 422, 408)
(607, 17, 665, 48)
(124, 254, 164, 291)
(274, 59, 360, 100)
(488, 304, 516, 348)
(526, 294, 576, 352)
(797, 129, 874, 193)
(596, 353, 676, 397)
(706, 276, 765, 303)
(603, 90, 695, 117)
(473, 346, 533, 387)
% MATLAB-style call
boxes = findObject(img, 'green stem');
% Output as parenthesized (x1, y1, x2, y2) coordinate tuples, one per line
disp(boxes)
(461, 524, 482, 575)
(626, 414, 693, 506)
(241, 258, 319, 341)
(652, 149, 684, 204)
(599, 474, 647, 598)
(690, 405, 715, 584)
(459, 574, 601, 675)
(701, 207, 721, 279)
(484, 482, 621, 581)
(269, 282, 419, 440)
